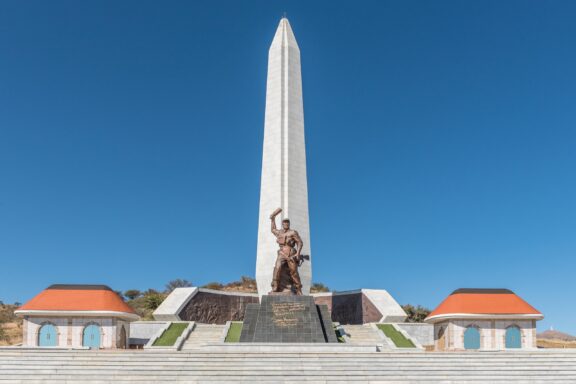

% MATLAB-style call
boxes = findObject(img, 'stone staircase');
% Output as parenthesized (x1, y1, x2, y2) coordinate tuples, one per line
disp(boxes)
(181, 323, 226, 350)
(0, 348, 575, 383)
(343, 324, 388, 346)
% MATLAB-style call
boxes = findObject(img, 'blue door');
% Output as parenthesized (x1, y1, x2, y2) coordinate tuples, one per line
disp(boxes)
(38, 324, 58, 347)
(82, 324, 101, 349)
(464, 327, 480, 350)
(505, 326, 522, 348)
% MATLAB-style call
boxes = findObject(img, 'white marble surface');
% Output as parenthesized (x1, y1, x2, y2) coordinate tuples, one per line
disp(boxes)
(362, 289, 408, 322)
(153, 287, 198, 321)
(256, 18, 312, 297)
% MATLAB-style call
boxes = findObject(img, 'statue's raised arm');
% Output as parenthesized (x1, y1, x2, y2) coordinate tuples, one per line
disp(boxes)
(270, 208, 282, 235)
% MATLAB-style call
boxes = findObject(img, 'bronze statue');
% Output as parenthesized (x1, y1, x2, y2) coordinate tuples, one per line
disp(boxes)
(269, 208, 303, 295)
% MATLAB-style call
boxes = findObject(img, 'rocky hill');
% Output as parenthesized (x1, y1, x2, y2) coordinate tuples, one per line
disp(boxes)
(538, 329, 576, 341)
(0, 303, 23, 346)
(537, 329, 576, 348)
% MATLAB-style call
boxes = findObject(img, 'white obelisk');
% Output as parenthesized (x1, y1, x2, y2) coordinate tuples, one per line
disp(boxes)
(256, 18, 311, 297)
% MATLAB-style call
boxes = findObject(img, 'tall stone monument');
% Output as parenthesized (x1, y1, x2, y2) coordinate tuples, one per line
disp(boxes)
(256, 18, 312, 297)
(153, 18, 407, 330)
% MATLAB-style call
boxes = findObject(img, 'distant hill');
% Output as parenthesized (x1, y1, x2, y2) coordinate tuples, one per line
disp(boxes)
(538, 330, 576, 341)
(537, 330, 576, 349)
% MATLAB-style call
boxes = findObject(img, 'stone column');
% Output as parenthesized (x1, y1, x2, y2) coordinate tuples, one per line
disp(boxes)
(256, 18, 312, 297)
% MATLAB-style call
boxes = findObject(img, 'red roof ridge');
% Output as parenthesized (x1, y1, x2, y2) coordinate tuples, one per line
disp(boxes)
(426, 288, 542, 321)
(16, 284, 137, 316)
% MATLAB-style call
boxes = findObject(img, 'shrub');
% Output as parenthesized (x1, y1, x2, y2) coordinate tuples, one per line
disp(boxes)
(144, 293, 165, 310)
(203, 282, 224, 290)
(310, 283, 330, 293)
(401, 304, 431, 323)
(124, 290, 142, 300)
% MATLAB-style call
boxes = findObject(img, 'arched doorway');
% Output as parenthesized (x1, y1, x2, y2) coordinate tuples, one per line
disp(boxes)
(436, 326, 446, 351)
(38, 323, 58, 347)
(464, 326, 480, 350)
(505, 326, 522, 349)
(118, 325, 127, 349)
(82, 324, 101, 349)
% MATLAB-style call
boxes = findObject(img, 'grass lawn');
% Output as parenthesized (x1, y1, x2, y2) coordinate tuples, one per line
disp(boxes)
(152, 323, 189, 346)
(377, 324, 416, 348)
(225, 322, 243, 342)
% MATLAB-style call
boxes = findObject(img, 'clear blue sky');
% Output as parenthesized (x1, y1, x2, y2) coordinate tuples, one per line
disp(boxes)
(1, 1, 575, 333)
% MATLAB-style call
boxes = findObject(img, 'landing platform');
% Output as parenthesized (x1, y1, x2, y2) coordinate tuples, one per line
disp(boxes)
(195, 342, 379, 352)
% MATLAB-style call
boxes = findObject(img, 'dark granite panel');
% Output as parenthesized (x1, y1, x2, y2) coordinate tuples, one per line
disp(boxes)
(238, 303, 259, 342)
(328, 292, 363, 325)
(317, 304, 338, 343)
(313, 292, 383, 325)
(179, 291, 259, 324)
(240, 295, 335, 343)
(361, 293, 383, 323)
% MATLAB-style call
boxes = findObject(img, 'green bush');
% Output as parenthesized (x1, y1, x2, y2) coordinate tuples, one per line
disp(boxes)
(144, 293, 165, 310)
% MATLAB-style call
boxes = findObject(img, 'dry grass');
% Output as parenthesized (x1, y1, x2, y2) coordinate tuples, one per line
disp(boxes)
(0, 304, 23, 346)
(0, 322, 23, 346)
(537, 339, 576, 349)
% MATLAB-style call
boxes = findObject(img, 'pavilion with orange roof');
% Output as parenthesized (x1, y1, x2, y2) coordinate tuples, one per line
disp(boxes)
(15, 284, 139, 349)
(425, 288, 543, 351)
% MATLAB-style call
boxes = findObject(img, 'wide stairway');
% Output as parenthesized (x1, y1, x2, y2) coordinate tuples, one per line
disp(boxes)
(181, 323, 225, 350)
(344, 324, 387, 345)
(1, 349, 575, 383)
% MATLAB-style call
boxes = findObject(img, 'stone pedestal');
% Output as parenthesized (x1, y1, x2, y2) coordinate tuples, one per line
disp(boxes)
(239, 295, 337, 343)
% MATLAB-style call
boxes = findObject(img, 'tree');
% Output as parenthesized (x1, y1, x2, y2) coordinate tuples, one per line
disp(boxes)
(124, 289, 142, 300)
(402, 304, 431, 323)
(144, 288, 159, 295)
(165, 279, 192, 293)
(310, 283, 330, 293)
(144, 292, 165, 310)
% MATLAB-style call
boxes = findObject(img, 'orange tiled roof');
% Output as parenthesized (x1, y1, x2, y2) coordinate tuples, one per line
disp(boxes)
(427, 288, 541, 319)
(18, 284, 136, 314)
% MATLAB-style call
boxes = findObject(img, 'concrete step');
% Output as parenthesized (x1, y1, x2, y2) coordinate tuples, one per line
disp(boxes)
(180, 323, 226, 349)
(342, 324, 385, 345)
(1, 349, 576, 383)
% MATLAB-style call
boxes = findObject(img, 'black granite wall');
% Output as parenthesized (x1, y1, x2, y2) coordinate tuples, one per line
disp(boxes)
(314, 292, 383, 325)
(239, 295, 337, 343)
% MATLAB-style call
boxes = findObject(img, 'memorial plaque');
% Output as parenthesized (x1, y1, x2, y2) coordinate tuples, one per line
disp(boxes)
(239, 295, 337, 343)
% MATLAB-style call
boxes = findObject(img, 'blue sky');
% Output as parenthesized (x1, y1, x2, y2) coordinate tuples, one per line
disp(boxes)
(1, 1, 575, 333)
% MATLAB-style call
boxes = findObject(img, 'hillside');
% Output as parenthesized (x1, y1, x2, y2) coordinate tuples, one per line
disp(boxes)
(538, 330, 576, 341)
(0, 304, 23, 346)
(202, 277, 330, 294)
(537, 329, 576, 349)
